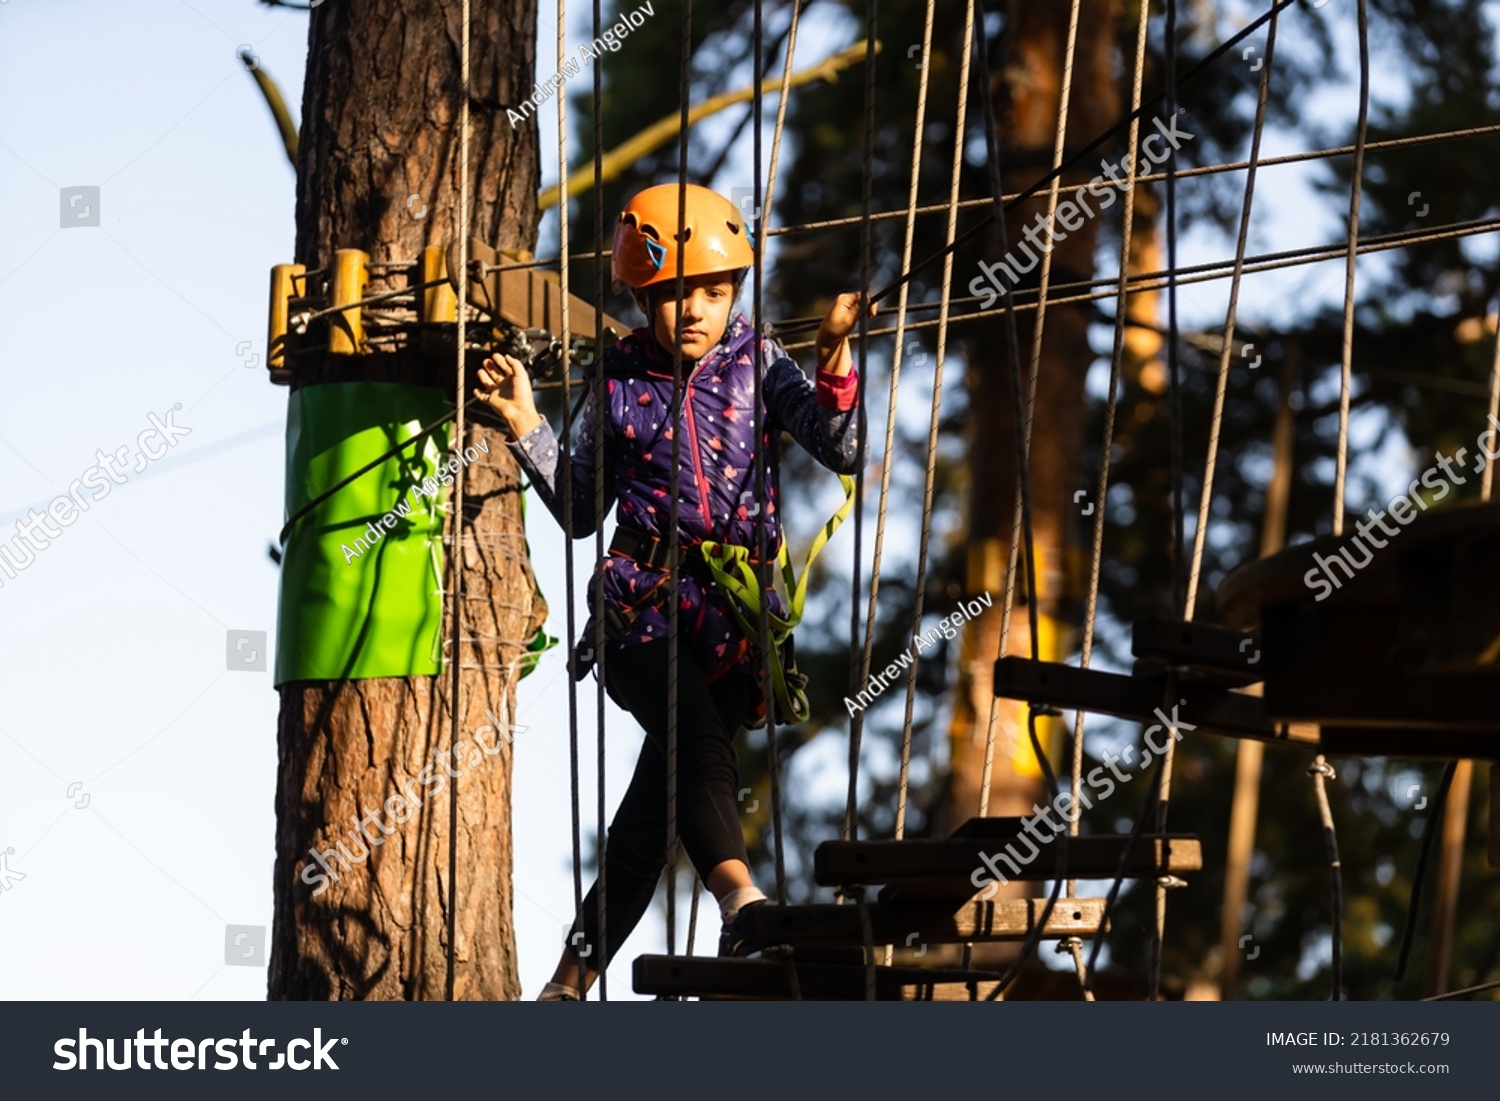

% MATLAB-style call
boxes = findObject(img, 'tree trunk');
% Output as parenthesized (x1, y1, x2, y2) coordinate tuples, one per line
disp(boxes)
(944, 0, 1121, 829)
(269, 0, 543, 1000)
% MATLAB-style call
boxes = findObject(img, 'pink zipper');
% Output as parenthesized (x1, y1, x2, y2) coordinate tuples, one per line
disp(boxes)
(680, 365, 714, 532)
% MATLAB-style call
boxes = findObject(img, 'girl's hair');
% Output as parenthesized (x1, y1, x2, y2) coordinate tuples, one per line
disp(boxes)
(632, 269, 749, 320)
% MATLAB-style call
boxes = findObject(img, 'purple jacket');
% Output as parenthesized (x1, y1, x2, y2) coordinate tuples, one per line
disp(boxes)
(507, 313, 864, 684)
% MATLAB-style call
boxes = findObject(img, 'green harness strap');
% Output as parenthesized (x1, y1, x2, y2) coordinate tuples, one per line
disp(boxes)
(698, 473, 857, 725)
(517, 487, 560, 679)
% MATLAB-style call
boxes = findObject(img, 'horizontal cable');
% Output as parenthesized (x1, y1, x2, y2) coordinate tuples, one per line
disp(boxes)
(776, 215, 1500, 347)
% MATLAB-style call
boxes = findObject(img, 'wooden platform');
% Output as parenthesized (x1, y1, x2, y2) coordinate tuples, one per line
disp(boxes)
(732, 894, 1108, 949)
(815, 826, 1203, 895)
(633, 955, 1002, 1001)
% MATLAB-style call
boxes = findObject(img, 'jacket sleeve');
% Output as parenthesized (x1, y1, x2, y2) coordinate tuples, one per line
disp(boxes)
(504, 388, 617, 538)
(762, 337, 866, 475)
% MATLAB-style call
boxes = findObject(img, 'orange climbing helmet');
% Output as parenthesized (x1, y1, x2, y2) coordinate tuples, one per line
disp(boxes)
(611, 183, 755, 292)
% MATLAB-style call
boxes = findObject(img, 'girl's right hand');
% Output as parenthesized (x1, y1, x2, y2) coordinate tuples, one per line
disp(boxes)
(475, 354, 542, 438)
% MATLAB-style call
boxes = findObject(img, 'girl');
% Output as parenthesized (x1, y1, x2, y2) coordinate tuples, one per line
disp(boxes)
(475, 183, 866, 1000)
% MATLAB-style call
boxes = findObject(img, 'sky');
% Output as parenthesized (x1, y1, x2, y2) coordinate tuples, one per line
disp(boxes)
(2, 0, 1486, 1003)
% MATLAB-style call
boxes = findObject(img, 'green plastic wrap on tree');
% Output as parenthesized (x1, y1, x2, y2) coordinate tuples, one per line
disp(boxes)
(275, 381, 557, 685)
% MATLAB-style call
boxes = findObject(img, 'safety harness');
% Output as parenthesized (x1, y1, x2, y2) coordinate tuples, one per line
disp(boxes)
(576, 472, 856, 729)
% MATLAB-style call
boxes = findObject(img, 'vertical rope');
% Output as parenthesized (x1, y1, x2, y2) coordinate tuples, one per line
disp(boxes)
(1485, 305, 1500, 502)
(995, 0, 1081, 740)
(977, 0, 1079, 1001)
(552, 0, 588, 998)
(686, 872, 701, 956)
(750, 0, 789, 906)
(1148, 0, 1182, 1004)
(761, 0, 804, 227)
(590, 0, 610, 1003)
(1043, 0, 1152, 1000)
(1483, 309, 1500, 502)
(1309, 0, 1370, 1003)
(1392, 761, 1457, 981)
(1309, 758, 1344, 999)
(1183, 13, 1279, 621)
(1159, 0, 1282, 1001)
(445, 0, 473, 1003)
(664, 0, 693, 959)
(841, 0, 878, 847)
(1069, 0, 1151, 868)
(965, 0, 1015, 979)
(970, 5, 1017, 824)
(895, 0, 975, 845)
(859, 0, 936, 854)
(1332, 0, 1371, 541)
(1165, 1, 1184, 618)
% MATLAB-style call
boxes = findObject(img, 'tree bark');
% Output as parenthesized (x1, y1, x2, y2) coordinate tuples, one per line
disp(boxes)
(269, 0, 543, 1000)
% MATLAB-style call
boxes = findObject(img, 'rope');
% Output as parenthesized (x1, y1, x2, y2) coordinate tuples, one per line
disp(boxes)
(1392, 761, 1456, 983)
(1305, 0, 1372, 1001)
(1333, 0, 1372, 541)
(554, 0, 588, 999)
(964, 0, 1011, 975)
(664, 0, 693, 960)
(272, 213, 1500, 555)
(1151, 0, 1183, 1003)
(978, 0, 1082, 1002)
(857, 0, 935, 858)
(775, 215, 1500, 346)
(1085, 753, 1168, 992)
(686, 872, 701, 957)
(878, 0, 955, 971)
(1165, 0, 1184, 620)
(839, 0, 879, 849)
(1047, 0, 1152, 1000)
(993, 0, 1081, 796)
(760, 121, 1500, 241)
(762, 0, 810, 924)
(1184, 0, 1284, 625)
(1422, 978, 1500, 1002)
(894, 0, 973, 848)
(1308, 758, 1344, 999)
(444, 0, 473, 1003)
(761, 0, 804, 224)
(867, 0, 1304, 312)
(1482, 291, 1500, 501)
(1152, 0, 1279, 1001)
(751, 0, 789, 908)
(590, 0, 610, 1004)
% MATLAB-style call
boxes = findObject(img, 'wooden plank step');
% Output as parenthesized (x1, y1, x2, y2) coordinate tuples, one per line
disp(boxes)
(815, 832, 1201, 891)
(734, 896, 1107, 949)
(633, 955, 1002, 1001)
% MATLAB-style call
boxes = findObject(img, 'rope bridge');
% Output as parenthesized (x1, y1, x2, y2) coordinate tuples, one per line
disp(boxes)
(269, 0, 1500, 1001)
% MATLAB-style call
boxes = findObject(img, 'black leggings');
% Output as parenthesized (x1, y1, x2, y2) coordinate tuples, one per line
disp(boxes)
(568, 639, 754, 971)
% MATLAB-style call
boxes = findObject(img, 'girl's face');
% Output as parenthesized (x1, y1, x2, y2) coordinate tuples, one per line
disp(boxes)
(640, 273, 738, 361)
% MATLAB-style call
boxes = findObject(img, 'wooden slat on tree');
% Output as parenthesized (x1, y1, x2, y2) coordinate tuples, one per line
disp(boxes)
(447, 237, 630, 341)
(632, 955, 1003, 1001)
